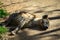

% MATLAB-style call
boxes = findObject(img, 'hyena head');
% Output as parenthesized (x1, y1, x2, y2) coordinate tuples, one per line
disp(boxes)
(36, 15, 49, 31)
(41, 15, 49, 30)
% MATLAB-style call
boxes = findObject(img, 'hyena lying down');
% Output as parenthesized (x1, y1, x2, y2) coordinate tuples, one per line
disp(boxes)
(0, 11, 49, 35)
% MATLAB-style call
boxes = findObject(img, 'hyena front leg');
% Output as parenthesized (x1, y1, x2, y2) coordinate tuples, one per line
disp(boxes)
(11, 25, 21, 34)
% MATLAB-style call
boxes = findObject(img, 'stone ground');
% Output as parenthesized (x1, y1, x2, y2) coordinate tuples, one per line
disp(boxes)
(0, 0, 60, 40)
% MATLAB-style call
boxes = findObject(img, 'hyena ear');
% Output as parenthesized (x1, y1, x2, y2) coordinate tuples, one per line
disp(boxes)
(42, 15, 48, 19)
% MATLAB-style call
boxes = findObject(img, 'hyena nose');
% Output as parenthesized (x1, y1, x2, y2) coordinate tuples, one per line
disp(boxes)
(41, 26, 48, 31)
(44, 26, 48, 30)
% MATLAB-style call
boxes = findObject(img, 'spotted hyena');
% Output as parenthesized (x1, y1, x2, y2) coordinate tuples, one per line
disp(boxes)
(0, 11, 49, 35)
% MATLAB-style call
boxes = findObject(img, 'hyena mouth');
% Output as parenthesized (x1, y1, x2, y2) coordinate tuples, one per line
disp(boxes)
(40, 26, 48, 31)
